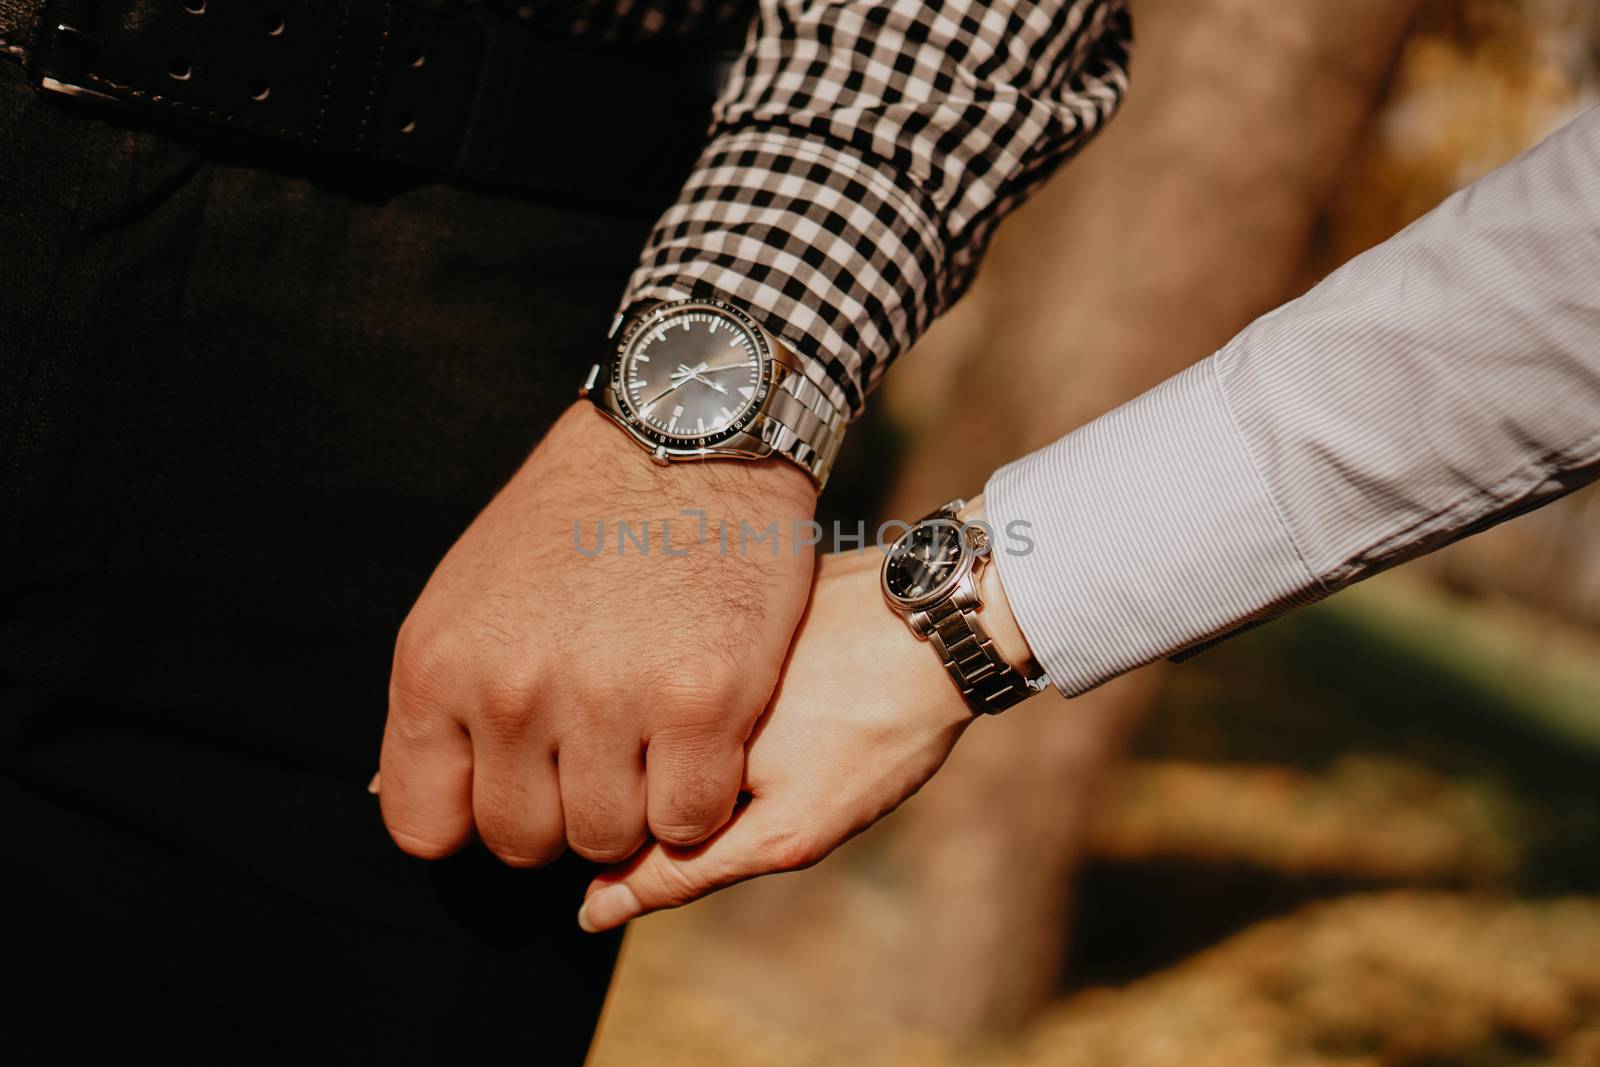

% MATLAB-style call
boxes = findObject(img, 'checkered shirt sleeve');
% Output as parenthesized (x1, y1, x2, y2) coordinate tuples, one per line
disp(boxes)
(618, 0, 1133, 416)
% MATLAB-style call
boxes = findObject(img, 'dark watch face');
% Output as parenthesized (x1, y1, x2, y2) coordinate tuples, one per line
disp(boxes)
(615, 306, 769, 445)
(884, 520, 966, 604)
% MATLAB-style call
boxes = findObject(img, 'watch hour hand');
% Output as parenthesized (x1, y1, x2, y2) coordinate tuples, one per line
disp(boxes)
(672, 362, 729, 395)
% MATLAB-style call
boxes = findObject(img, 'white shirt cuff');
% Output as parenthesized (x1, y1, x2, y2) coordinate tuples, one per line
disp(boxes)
(984, 359, 1325, 697)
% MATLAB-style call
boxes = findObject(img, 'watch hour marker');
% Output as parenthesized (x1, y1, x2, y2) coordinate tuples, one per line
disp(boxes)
(738, 385, 755, 399)
(719, 406, 733, 421)
(634, 354, 650, 363)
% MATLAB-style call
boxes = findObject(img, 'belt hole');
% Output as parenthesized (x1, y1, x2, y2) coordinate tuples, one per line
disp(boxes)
(183, 0, 206, 14)
(249, 80, 271, 102)
(399, 117, 417, 135)
(168, 59, 194, 81)
(407, 48, 426, 69)
(265, 15, 286, 36)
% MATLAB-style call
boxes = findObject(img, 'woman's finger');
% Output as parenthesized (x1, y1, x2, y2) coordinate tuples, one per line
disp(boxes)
(577, 795, 828, 932)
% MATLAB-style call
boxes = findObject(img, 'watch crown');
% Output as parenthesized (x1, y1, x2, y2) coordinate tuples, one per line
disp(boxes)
(579, 363, 601, 398)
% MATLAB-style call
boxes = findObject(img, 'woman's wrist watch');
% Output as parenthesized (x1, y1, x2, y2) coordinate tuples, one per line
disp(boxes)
(881, 500, 1051, 715)
(579, 298, 847, 488)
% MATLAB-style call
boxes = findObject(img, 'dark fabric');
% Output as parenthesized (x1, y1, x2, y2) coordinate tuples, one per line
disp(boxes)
(0, 57, 656, 1063)
(23, 0, 730, 211)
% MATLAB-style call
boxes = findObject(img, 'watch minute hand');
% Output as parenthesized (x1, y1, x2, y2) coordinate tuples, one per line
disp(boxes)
(671, 362, 729, 395)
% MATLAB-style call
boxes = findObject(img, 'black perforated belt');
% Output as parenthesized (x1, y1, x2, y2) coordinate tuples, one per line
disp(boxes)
(19, 0, 734, 210)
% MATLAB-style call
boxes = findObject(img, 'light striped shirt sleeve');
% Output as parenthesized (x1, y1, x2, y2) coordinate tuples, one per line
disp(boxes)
(986, 104, 1600, 697)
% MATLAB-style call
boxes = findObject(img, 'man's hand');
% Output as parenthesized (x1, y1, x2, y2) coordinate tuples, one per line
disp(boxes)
(378, 402, 817, 866)
(573, 542, 1034, 931)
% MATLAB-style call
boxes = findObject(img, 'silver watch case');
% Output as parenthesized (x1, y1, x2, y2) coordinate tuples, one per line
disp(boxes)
(881, 499, 994, 635)
(581, 298, 780, 465)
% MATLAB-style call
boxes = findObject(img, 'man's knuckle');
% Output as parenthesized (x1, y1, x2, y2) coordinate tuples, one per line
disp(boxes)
(476, 661, 546, 738)
(647, 731, 738, 835)
(470, 794, 512, 842)
(390, 624, 456, 708)
(568, 831, 638, 864)
(652, 817, 719, 846)
(651, 781, 731, 842)
(565, 801, 643, 862)
(473, 803, 564, 869)
(484, 840, 563, 869)
(652, 656, 745, 720)
(385, 823, 463, 862)
(650, 718, 733, 757)
(575, 844, 634, 864)
(385, 704, 443, 751)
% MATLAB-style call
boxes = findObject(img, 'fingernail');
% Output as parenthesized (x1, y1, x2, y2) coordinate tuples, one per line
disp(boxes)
(577, 884, 641, 934)
(367, 772, 380, 795)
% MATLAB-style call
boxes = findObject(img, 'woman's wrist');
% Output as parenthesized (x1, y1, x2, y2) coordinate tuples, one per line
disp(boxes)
(957, 496, 1040, 677)
(821, 550, 975, 731)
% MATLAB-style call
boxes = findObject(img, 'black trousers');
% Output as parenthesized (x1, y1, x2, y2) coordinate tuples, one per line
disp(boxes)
(0, 58, 661, 1063)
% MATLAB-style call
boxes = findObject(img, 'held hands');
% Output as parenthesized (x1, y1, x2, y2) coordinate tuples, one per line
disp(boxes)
(378, 402, 817, 866)
(576, 542, 1032, 931)
(376, 399, 1034, 926)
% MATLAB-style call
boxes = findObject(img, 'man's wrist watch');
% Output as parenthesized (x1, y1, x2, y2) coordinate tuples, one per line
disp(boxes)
(882, 500, 1050, 715)
(579, 298, 847, 488)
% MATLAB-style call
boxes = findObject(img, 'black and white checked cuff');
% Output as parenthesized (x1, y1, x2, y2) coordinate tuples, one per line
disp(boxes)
(619, 128, 946, 420)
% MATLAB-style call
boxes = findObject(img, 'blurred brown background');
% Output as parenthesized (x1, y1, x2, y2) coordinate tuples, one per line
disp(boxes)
(591, 2, 1600, 1064)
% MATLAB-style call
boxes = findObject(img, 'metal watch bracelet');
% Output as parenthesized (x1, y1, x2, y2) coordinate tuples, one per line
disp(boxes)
(921, 578, 1049, 715)
(753, 354, 847, 487)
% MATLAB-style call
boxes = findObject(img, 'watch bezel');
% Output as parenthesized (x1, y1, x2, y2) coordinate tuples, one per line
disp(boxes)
(881, 513, 986, 612)
(608, 299, 777, 453)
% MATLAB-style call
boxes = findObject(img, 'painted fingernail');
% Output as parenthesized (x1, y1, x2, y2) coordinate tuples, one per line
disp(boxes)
(577, 884, 641, 933)
(367, 772, 380, 795)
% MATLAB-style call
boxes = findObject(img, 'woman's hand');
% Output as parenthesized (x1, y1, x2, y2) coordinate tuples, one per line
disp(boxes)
(577, 542, 1030, 932)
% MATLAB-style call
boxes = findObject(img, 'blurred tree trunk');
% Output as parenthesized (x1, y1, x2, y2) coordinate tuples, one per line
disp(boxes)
(871, 0, 1427, 1036)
